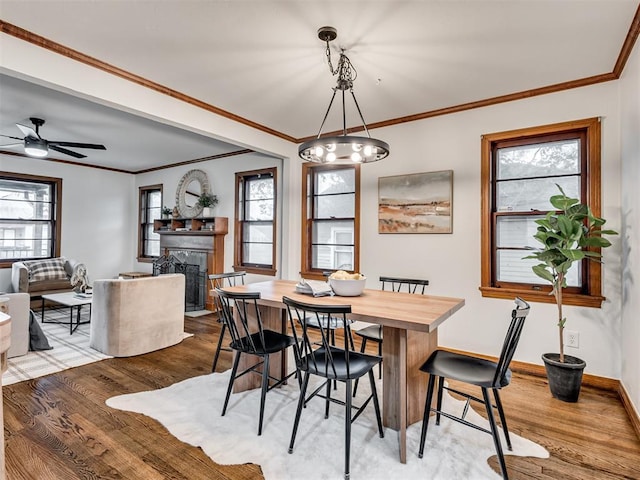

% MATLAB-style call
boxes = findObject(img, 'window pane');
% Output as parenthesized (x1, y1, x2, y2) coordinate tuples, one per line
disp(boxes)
(145, 240, 160, 257)
(247, 200, 273, 221)
(0, 198, 51, 220)
(496, 216, 542, 248)
(148, 191, 162, 208)
(497, 250, 580, 287)
(248, 177, 274, 200)
(316, 168, 355, 195)
(243, 222, 273, 242)
(0, 222, 52, 259)
(312, 245, 354, 270)
(316, 193, 355, 218)
(497, 139, 580, 180)
(243, 243, 272, 265)
(313, 220, 354, 245)
(497, 176, 580, 212)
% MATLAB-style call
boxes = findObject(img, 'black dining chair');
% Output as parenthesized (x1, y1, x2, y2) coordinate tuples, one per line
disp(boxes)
(283, 295, 384, 480)
(418, 297, 530, 480)
(216, 288, 297, 436)
(209, 271, 246, 372)
(352, 275, 429, 396)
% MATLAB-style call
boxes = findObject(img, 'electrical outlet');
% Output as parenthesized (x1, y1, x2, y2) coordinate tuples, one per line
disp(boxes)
(565, 330, 580, 348)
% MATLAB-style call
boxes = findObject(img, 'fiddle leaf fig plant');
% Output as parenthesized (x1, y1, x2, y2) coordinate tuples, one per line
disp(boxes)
(524, 184, 617, 363)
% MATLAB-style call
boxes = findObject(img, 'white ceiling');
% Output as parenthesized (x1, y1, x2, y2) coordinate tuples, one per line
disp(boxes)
(0, 0, 638, 171)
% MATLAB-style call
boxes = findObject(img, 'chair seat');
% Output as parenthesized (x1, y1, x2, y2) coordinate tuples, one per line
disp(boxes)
(419, 350, 511, 389)
(299, 346, 381, 380)
(354, 324, 382, 342)
(230, 329, 297, 355)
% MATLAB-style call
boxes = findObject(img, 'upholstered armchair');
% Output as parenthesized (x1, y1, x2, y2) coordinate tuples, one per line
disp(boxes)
(11, 257, 80, 300)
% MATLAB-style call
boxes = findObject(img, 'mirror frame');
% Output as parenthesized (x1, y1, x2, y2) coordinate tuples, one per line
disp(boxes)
(175, 169, 210, 218)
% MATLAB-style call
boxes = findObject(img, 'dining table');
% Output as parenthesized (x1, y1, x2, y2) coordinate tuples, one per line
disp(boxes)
(221, 279, 465, 463)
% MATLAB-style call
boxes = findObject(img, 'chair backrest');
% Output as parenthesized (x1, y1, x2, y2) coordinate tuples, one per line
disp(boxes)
(210, 271, 246, 311)
(283, 296, 352, 378)
(215, 288, 265, 354)
(493, 297, 531, 386)
(380, 276, 429, 295)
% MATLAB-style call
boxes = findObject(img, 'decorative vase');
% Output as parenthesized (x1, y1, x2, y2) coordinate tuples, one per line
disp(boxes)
(202, 207, 214, 217)
(542, 353, 586, 403)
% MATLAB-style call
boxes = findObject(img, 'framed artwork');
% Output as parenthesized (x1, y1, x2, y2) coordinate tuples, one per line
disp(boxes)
(378, 170, 453, 234)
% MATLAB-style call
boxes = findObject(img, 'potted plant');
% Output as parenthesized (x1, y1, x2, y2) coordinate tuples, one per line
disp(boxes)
(524, 184, 616, 402)
(198, 192, 218, 217)
(161, 206, 172, 219)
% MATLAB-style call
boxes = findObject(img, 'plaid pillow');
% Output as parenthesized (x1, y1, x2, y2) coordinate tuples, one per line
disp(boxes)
(24, 258, 69, 282)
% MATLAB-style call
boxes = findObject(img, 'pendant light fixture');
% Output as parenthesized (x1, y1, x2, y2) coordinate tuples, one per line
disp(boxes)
(298, 26, 390, 164)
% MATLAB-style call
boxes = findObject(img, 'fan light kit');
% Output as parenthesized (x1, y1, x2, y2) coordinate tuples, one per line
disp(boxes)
(298, 26, 390, 164)
(0, 117, 106, 159)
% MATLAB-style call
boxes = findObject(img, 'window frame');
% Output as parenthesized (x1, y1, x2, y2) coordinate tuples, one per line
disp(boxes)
(480, 117, 604, 307)
(233, 167, 277, 276)
(137, 184, 162, 262)
(0, 172, 62, 268)
(300, 163, 360, 280)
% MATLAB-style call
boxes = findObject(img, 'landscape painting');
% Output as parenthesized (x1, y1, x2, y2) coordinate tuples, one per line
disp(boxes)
(378, 170, 453, 233)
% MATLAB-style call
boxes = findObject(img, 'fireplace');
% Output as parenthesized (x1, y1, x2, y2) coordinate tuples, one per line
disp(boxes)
(153, 253, 207, 312)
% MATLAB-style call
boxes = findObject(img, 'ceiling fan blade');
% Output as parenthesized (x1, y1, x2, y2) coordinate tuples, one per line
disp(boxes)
(0, 134, 23, 141)
(16, 123, 39, 139)
(48, 141, 106, 150)
(49, 144, 86, 159)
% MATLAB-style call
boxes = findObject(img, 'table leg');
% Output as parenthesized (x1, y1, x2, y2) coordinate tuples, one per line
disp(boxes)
(382, 326, 438, 463)
(69, 306, 74, 335)
(41, 297, 45, 323)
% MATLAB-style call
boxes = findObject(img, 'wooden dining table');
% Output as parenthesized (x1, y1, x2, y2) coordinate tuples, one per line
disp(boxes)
(221, 279, 465, 463)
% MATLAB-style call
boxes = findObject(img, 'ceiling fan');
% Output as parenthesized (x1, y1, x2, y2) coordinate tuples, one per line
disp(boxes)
(0, 117, 106, 159)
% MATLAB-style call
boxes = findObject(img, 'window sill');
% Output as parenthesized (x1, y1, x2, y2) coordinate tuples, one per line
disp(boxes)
(137, 257, 157, 264)
(479, 286, 605, 308)
(233, 265, 276, 276)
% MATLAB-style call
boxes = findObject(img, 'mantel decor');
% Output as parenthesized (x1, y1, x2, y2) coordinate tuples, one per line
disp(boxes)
(175, 169, 211, 218)
(378, 170, 453, 234)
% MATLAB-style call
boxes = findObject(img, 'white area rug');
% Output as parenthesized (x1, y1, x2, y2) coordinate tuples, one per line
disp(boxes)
(107, 370, 548, 479)
(3, 313, 110, 386)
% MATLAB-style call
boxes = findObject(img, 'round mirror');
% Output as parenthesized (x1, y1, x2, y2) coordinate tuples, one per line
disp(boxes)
(175, 169, 210, 218)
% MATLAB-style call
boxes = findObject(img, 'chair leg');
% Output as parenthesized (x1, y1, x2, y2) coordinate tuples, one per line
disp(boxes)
(289, 372, 310, 453)
(482, 388, 509, 480)
(352, 337, 368, 397)
(344, 379, 352, 480)
(435, 375, 444, 425)
(325, 375, 332, 419)
(377, 339, 382, 379)
(258, 355, 270, 436)
(368, 369, 384, 437)
(211, 322, 227, 372)
(222, 351, 241, 416)
(493, 389, 512, 451)
(419, 374, 436, 458)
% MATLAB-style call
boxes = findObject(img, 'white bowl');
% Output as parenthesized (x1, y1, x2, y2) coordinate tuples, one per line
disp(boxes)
(329, 277, 367, 296)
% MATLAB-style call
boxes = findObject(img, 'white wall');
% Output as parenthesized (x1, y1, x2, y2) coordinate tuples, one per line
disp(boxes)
(619, 42, 640, 414)
(0, 155, 136, 291)
(133, 152, 283, 282)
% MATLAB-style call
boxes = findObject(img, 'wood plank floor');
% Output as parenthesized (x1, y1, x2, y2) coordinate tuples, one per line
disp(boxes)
(3, 314, 640, 479)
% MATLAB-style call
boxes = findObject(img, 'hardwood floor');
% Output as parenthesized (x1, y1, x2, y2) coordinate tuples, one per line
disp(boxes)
(3, 314, 640, 479)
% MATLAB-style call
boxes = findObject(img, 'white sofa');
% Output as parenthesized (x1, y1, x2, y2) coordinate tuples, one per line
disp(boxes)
(0, 293, 30, 358)
(89, 274, 185, 357)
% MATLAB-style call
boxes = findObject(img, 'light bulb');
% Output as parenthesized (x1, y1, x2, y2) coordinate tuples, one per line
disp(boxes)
(326, 152, 337, 163)
(351, 152, 362, 162)
(326, 143, 337, 152)
(352, 143, 362, 152)
(314, 146, 324, 158)
(363, 145, 373, 157)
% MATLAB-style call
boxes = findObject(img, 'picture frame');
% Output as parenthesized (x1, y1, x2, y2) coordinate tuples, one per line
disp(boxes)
(378, 170, 453, 234)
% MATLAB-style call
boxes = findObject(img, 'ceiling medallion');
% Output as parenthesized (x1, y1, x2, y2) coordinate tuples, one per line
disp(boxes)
(298, 26, 390, 164)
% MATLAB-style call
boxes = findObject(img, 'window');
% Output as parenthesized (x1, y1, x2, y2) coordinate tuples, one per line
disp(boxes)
(480, 117, 604, 307)
(138, 185, 162, 261)
(233, 168, 277, 275)
(301, 163, 360, 280)
(0, 172, 62, 267)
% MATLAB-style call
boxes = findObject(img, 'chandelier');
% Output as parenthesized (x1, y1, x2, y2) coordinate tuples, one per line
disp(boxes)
(298, 26, 390, 164)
